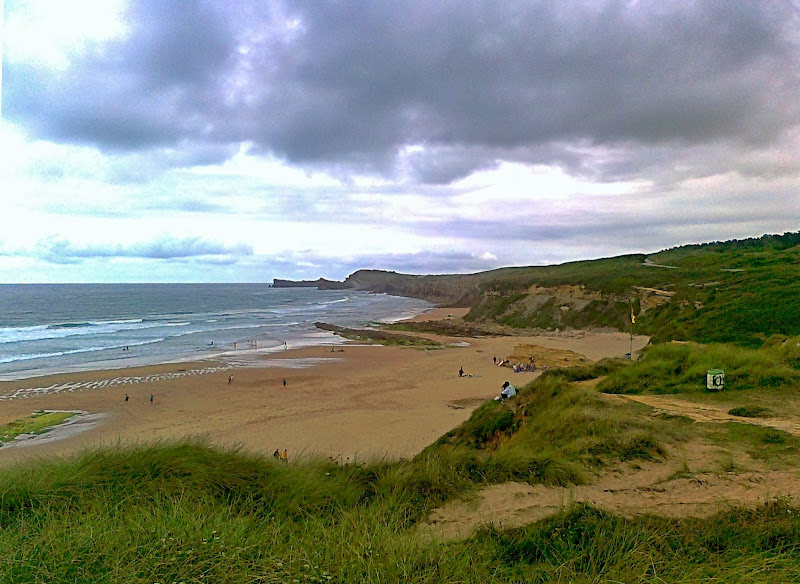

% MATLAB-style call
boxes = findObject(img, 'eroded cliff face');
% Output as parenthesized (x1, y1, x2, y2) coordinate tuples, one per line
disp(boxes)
(302, 270, 672, 334)
(466, 283, 673, 333)
(272, 267, 684, 336)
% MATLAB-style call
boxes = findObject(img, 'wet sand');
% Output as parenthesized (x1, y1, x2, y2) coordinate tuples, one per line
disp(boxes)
(0, 309, 648, 466)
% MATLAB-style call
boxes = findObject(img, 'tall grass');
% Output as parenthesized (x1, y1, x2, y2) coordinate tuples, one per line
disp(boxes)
(469, 499, 800, 582)
(599, 339, 800, 395)
(3, 342, 799, 582)
(429, 363, 681, 481)
(3, 440, 800, 583)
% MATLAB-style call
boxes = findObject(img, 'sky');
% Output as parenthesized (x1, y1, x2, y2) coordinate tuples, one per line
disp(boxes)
(1, 0, 799, 283)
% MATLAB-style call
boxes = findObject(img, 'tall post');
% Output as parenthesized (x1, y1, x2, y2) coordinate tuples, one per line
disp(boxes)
(629, 301, 634, 360)
(630, 318, 633, 359)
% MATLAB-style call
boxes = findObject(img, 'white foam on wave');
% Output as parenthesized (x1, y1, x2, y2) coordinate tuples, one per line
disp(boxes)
(0, 337, 167, 364)
(0, 319, 177, 344)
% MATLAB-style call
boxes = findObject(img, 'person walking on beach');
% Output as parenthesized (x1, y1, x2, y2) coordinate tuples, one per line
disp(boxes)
(273, 448, 280, 460)
(228, 375, 233, 384)
(281, 449, 288, 463)
(125, 393, 129, 402)
(459, 366, 464, 377)
(150, 393, 154, 404)
(283, 378, 287, 387)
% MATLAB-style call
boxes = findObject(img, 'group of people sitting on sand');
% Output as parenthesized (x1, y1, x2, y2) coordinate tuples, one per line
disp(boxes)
(493, 355, 541, 373)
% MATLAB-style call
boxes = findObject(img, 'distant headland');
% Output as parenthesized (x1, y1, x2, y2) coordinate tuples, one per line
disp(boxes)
(271, 277, 350, 290)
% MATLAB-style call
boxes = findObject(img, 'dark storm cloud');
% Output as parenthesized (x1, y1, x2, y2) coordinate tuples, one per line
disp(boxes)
(5, 0, 235, 152)
(5, 1, 800, 180)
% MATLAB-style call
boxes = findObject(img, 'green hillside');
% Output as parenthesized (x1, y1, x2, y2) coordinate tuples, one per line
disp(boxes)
(346, 231, 800, 347)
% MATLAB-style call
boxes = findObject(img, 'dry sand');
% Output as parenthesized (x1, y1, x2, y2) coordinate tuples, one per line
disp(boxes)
(0, 308, 648, 466)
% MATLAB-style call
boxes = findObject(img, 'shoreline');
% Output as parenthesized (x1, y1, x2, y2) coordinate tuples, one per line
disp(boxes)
(0, 313, 445, 391)
(0, 311, 649, 466)
(0, 289, 437, 383)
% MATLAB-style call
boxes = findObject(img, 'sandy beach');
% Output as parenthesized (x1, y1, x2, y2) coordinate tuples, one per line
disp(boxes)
(0, 309, 649, 466)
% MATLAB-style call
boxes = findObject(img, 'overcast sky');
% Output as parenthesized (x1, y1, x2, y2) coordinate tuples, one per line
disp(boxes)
(2, 0, 799, 283)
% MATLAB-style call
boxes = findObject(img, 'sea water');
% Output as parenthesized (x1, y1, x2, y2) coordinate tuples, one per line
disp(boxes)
(0, 284, 433, 381)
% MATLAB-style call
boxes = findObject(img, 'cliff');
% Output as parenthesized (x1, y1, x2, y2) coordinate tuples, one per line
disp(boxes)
(273, 231, 800, 347)
(339, 270, 489, 306)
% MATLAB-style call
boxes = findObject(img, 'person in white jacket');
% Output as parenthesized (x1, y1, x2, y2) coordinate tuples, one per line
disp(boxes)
(499, 381, 516, 400)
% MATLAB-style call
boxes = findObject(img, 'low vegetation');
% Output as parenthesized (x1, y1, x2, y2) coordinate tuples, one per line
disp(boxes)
(429, 364, 681, 480)
(728, 405, 773, 418)
(315, 322, 441, 347)
(0, 410, 74, 445)
(3, 412, 800, 582)
(598, 337, 800, 395)
(473, 499, 800, 582)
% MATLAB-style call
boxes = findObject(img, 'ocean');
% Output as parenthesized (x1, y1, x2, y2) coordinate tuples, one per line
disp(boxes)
(0, 284, 433, 381)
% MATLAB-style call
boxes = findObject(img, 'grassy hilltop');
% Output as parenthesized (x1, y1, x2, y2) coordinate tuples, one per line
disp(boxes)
(4, 231, 800, 582)
(347, 230, 800, 347)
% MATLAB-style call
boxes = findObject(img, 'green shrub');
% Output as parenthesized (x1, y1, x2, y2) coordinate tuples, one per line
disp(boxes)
(474, 498, 800, 582)
(728, 406, 772, 418)
(435, 401, 519, 450)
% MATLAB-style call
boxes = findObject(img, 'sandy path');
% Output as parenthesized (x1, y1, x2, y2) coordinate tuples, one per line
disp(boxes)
(609, 393, 800, 436)
(0, 320, 647, 466)
(424, 457, 800, 540)
(424, 391, 800, 540)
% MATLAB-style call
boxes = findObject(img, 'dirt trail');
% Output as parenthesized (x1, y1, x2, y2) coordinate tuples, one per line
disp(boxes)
(423, 461, 800, 540)
(609, 393, 800, 437)
(422, 393, 800, 541)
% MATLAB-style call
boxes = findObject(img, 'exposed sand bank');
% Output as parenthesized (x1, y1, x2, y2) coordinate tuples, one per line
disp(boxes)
(0, 315, 648, 466)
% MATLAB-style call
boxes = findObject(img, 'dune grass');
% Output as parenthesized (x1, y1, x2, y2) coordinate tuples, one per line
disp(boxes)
(425, 362, 690, 490)
(598, 338, 800, 395)
(3, 438, 800, 583)
(469, 499, 800, 583)
(728, 405, 773, 418)
(3, 350, 800, 582)
(703, 422, 800, 468)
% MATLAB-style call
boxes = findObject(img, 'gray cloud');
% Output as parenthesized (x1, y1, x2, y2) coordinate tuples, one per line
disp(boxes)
(5, 0, 235, 152)
(33, 236, 253, 264)
(253, 249, 504, 280)
(6, 1, 799, 183)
